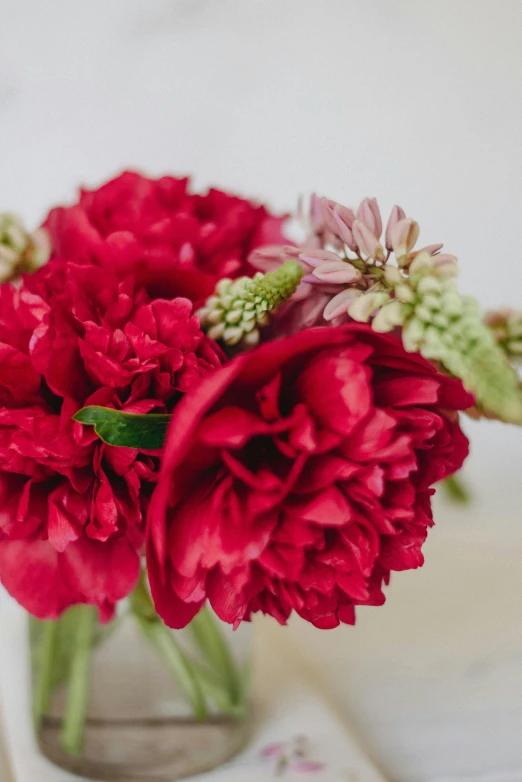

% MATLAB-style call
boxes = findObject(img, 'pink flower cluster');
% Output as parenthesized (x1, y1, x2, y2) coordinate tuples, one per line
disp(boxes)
(250, 196, 457, 334)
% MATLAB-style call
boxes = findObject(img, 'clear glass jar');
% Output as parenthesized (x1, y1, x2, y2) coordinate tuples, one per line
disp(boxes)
(30, 584, 251, 782)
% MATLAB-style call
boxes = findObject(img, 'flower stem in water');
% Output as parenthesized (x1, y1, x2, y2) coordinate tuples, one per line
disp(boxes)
(32, 619, 59, 731)
(60, 605, 97, 757)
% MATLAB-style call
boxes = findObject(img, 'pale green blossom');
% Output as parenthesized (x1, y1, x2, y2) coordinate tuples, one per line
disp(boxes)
(199, 261, 303, 349)
(397, 253, 522, 423)
(0, 213, 50, 283)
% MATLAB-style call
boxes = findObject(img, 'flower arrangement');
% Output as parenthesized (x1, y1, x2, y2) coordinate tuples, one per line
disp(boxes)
(0, 172, 520, 775)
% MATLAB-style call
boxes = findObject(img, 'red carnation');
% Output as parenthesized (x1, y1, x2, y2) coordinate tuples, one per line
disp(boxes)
(43, 171, 288, 287)
(0, 261, 222, 619)
(147, 325, 473, 630)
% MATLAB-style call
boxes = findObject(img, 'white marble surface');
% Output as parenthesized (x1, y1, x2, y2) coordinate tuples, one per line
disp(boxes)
(0, 1, 522, 780)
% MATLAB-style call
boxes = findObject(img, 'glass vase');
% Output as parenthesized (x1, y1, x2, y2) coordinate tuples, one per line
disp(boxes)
(29, 577, 251, 782)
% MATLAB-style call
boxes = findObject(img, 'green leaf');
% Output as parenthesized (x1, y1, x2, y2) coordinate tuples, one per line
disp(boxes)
(73, 406, 170, 449)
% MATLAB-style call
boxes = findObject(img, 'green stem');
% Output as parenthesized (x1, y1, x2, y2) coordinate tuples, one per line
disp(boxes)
(134, 613, 208, 722)
(189, 607, 242, 706)
(32, 620, 59, 731)
(440, 474, 472, 504)
(130, 574, 208, 722)
(60, 606, 97, 757)
(190, 663, 247, 718)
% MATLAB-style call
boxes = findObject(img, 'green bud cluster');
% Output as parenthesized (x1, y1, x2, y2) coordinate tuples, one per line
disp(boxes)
(349, 251, 522, 422)
(400, 259, 522, 424)
(0, 213, 50, 283)
(0, 212, 28, 254)
(198, 260, 303, 348)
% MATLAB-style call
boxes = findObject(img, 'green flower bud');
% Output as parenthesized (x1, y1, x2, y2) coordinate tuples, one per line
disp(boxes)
(372, 300, 405, 333)
(348, 291, 389, 323)
(408, 251, 433, 276)
(417, 276, 442, 296)
(394, 283, 415, 303)
(385, 264, 522, 423)
(422, 293, 441, 312)
(384, 266, 403, 286)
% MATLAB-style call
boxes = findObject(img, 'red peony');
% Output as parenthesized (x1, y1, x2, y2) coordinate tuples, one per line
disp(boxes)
(0, 261, 222, 619)
(147, 325, 473, 630)
(44, 171, 288, 287)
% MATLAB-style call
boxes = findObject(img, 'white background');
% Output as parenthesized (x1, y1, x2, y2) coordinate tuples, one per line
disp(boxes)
(1, 2, 521, 780)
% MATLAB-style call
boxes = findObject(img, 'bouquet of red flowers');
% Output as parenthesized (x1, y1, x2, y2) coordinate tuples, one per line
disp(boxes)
(1, 173, 520, 773)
